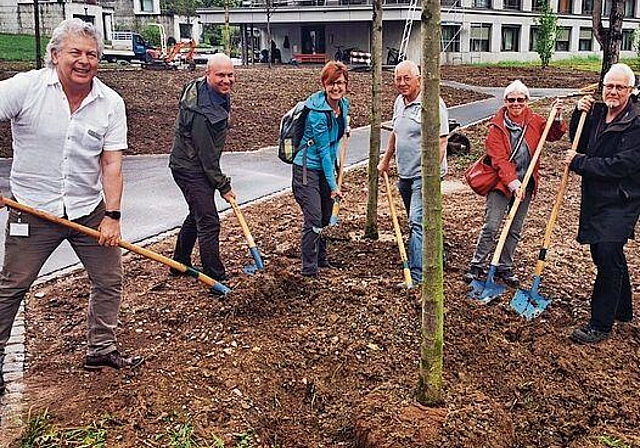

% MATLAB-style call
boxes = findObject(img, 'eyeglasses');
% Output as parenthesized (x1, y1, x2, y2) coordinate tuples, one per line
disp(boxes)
(395, 75, 417, 83)
(506, 97, 527, 104)
(603, 84, 632, 92)
(328, 80, 347, 88)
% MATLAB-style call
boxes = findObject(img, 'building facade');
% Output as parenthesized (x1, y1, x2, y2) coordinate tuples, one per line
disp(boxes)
(197, 0, 640, 64)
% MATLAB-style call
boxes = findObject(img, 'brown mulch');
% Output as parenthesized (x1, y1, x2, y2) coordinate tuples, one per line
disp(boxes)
(5, 95, 639, 447)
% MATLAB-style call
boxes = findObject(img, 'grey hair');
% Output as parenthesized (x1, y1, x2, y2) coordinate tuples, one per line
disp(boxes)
(45, 18, 103, 69)
(504, 79, 530, 99)
(394, 60, 420, 77)
(207, 52, 233, 69)
(604, 63, 636, 87)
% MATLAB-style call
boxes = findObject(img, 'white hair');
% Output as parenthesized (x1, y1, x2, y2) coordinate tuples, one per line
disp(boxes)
(604, 63, 636, 87)
(45, 18, 103, 69)
(503, 79, 530, 99)
(207, 52, 233, 69)
(394, 60, 420, 77)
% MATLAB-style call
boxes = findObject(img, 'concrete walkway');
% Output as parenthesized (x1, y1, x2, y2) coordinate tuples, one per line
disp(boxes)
(0, 83, 578, 434)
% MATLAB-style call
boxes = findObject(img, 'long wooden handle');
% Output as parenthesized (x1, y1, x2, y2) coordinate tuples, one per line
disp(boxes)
(3, 198, 220, 288)
(336, 116, 351, 190)
(490, 108, 558, 267)
(383, 172, 413, 288)
(533, 110, 587, 276)
(229, 198, 256, 249)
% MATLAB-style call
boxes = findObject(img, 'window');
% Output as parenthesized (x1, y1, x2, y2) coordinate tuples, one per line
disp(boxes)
(532, 0, 545, 12)
(501, 26, 520, 51)
(579, 27, 593, 51)
(529, 26, 539, 51)
(442, 25, 461, 52)
(582, 0, 593, 14)
(558, 0, 572, 13)
(625, 0, 635, 17)
(556, 27, 571, 51)
(622, 29, 635, 51)
(470, 24, 491, 51)
(140, 0, 154, 12)
(179, 23, 192, 39)
(441, 0, 459, 7)
(472, 0, 491, 7)
(503, 0, 521, 9)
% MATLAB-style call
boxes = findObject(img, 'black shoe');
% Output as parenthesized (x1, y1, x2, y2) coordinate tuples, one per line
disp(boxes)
(497, 269, 520, 288)
(570, 325, 610, 344)
(0, 373, 5, 395)
(318, 260, 335, 269)
(463, 266, 484, 284)
(84, 350, 145, 371)
(302, 271, 319, 278)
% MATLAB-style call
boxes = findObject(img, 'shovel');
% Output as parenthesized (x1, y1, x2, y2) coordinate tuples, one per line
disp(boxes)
(329, 117, 351, 226)
(510, 111, 587, 319)
(3, 198, 231, 296)
(468, 108, 558, 304)
(383, 171, 413, 289)
(229, 198, 265, 274)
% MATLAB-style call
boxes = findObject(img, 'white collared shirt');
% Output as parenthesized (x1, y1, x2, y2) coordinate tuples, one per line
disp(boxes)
(0, 68, 127, 220)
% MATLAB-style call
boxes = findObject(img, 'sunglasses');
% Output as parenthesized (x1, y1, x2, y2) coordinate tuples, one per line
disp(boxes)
(506, 97, 527, 104)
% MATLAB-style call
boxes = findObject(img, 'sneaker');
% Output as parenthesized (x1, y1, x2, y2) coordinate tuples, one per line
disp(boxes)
(0, 373, 5, 395)
(318, 260, 336, 269)
(84, 350, 145, 371)
(463, 266, 484, 284)
(570, 324, 610, 344)
(497, 269, 520, 288)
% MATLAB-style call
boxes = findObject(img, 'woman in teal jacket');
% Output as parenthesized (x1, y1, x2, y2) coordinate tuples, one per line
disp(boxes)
(292, 61, 349, 277)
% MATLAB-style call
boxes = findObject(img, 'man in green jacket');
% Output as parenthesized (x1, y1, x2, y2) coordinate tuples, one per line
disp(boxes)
(169, 53, 236, 285)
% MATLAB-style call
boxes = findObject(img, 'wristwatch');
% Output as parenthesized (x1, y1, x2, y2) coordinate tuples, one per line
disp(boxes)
(104, 210, 121, 220)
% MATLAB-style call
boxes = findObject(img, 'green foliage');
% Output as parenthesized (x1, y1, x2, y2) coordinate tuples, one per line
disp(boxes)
(0, 33, 49, 62)
(142, 25, 162, 47)
(534, 0, 558, 68)
(161, 0, 203, 16)
(599, 435, 631, 448)
(20, 411, 109, 448)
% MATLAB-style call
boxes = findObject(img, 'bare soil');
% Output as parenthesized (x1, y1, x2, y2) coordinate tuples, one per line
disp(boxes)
(3, 65, 638, 448)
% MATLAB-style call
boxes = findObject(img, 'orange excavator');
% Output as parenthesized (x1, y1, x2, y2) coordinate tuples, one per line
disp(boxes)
(145, 39, 196, 70)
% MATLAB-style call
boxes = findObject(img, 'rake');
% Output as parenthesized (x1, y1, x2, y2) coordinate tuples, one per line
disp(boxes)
(229, 198, 265, 274)
(510, 111, 587, 319)
(3, 198, 231, 295)
(467, 108, 557, 304)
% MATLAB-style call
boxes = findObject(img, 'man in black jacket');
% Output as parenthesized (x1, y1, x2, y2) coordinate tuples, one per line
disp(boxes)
(566, 63, 640, 344)
(169, 54, 236, 285)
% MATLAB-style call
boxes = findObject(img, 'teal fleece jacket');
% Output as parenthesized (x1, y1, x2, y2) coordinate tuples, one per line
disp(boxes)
(293, 90, 349, 191)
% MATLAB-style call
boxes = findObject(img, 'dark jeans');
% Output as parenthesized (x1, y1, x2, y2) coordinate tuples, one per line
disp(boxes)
(292, 165, 332, 275)
(172, 169, 225, 280)
(589, 242, 633, 332)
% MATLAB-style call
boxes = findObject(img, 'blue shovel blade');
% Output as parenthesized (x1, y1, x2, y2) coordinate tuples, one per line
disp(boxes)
(467, 266, 506, 304)
(510, 288, 551, 320)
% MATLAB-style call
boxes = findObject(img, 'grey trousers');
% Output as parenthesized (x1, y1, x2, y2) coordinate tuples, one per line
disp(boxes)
(0, 202, 123, 369)
(470, 189, 532, 271)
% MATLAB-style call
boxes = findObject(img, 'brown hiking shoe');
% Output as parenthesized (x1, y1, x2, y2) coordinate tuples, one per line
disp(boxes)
(84, 350, 144, 371)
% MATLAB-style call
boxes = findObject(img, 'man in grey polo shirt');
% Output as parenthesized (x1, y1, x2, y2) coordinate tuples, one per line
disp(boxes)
(0, 19, 143, 394)
(377, 60, 449, 286)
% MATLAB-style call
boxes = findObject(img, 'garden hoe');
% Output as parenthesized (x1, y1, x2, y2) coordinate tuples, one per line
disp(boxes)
(468, 108, 558, 304)
(329, 117, 351, 226)
(3, 198, 231, 295)
(383, 171, 413, 289)
(229, 198, 265, 274)
(510, 111, 587, 319)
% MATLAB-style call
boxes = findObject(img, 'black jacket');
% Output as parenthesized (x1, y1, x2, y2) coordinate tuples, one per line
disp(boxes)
(569, 99, 640, 244)
(169, 77, 232, 194)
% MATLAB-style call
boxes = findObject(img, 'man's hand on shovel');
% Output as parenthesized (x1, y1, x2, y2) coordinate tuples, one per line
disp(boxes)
(222, 189, 236, 203)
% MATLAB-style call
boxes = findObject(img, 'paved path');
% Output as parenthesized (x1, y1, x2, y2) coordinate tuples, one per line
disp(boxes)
(0, 84, 578, 433)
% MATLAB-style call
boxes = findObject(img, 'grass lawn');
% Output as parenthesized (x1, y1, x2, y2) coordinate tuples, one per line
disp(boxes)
(0, 33, 49, 62)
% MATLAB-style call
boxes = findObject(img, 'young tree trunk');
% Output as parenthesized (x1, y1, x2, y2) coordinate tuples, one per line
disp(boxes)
(34, 0, 42, 69)
(267, 7, 272, 69)
(593, 0, 625, 84)
(224, 0, 231, 56)
(364, 0, 383, 239)
(416, 0, 444, 406)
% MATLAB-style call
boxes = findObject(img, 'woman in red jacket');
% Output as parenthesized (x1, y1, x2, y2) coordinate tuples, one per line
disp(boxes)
(464, 80, 566, 286)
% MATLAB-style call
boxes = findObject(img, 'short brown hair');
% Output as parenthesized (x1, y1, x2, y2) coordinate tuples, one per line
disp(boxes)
(320, 61, 349, 87)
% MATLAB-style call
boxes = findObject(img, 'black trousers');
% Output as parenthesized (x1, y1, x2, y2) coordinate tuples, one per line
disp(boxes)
(292, 165, 332, 275)
(589, 241, 633, 332)
(171, 169, 225, 280)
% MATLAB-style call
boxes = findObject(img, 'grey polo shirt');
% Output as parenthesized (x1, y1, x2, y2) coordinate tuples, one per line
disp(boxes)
(392, 94, 449, 179)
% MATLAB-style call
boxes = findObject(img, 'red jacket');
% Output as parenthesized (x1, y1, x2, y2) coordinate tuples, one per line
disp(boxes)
(485, 106, 566, 198)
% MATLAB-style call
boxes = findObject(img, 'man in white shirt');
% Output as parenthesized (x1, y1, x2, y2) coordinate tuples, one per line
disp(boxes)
(377, 60, 449, 286)
(0, 18, 143, 394)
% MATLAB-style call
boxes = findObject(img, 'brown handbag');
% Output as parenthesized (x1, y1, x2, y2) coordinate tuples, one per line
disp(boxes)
(464, 124, 527, 196)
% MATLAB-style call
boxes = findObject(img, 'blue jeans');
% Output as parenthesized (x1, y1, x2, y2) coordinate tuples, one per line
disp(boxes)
(398, 177, 422, 283)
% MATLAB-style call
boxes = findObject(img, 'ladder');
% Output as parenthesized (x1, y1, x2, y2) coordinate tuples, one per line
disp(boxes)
(398, 0, 419, 62)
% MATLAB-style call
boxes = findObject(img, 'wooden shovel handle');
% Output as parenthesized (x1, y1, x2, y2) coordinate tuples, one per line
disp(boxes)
(383, 172, 413, 288)
(3, 198, 219, 288)
(229, 198, 256, 249)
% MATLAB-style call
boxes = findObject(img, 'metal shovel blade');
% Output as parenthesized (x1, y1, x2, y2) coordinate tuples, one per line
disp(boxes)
(210, 282, 231, 296)
(243, 247, 265, 275)
(510, 276, 551, 320)
(467, 266, 506, 304)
